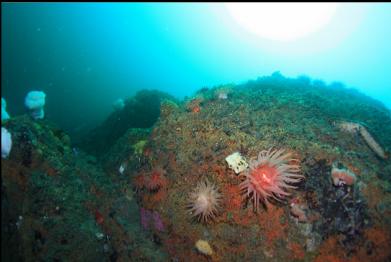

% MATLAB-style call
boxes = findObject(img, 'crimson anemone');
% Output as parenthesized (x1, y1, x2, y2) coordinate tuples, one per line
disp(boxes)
(240, 148, 303, 211)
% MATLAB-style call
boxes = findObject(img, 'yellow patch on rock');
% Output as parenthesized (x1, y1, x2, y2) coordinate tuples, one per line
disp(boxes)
(195, 239, 213, 256)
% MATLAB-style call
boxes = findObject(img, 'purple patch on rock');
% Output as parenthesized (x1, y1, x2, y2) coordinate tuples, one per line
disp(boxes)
(140, 207, 152, 230)
(140, 208, 165, 232)
(152, 211, 165, 232)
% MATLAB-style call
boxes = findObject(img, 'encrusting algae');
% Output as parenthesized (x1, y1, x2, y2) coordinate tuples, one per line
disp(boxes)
(132, 140, 147, 156)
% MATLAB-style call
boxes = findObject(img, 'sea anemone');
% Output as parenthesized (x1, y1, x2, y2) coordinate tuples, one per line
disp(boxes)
(188, 179, 222, 223)
(145, 168, 168, 191)
(240, 148, 303, 211)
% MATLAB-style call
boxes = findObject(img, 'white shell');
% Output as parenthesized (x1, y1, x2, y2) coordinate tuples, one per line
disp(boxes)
(225, 152, 248, 174)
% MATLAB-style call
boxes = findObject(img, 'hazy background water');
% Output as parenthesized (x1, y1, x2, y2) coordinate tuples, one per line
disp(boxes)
(2, 3, 391, 139)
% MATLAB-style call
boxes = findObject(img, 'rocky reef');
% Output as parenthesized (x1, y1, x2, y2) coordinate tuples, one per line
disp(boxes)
(132, 73, 391, 261)
(2, 73, 391, 261)
(1, 116, 167, 261)
(77, 89, 178, 157)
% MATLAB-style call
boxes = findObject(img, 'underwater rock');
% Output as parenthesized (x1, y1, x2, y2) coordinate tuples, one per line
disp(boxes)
(131, 74, 391, 261)
(100, 127, 151, 172)
(77, 89, 177, 156)
(3, 73, 391, 261)
(304, 158, 370, 255)
(159, 99, 179, 119)
(1, 115, 166, 261)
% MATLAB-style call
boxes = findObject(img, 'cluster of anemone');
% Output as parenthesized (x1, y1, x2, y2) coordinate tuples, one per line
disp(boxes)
(186, 148, 303, 223)
(240, 148, 304, 211)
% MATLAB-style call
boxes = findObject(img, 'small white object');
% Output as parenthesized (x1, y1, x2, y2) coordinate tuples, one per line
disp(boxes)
(96, 232, 105, 240)
(218, 92, 228, 100)
(119, 164, 126, 175)
(16, 216, 23, 229)
(2, 127, 12, 159)
(225, 152, 249, 174)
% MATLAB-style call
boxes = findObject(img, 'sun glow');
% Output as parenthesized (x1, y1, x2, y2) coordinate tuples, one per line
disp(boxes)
(225, 3, 340, 42)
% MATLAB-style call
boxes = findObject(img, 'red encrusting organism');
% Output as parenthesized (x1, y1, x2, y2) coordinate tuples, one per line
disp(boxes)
(95, 210, 104, 225)
(133, 174, 145, 190)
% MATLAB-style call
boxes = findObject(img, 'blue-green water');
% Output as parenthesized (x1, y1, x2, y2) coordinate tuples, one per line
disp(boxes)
(2, 3, 391, 137)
